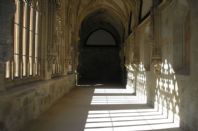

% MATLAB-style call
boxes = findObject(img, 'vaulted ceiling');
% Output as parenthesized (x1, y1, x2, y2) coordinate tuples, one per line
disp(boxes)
(60, 0, 141, 39)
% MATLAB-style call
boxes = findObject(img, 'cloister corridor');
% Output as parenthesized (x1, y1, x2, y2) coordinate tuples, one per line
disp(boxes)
(1, 0, 198, 131)
(23, 85, 180, 131)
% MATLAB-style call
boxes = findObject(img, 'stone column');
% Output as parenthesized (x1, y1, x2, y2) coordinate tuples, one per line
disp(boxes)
(63, 26, 69, 75)
(69, 31, 75, 73)
(150, 0, 163, 74)
(133, 31, 140, 64)
(151, 0, 162, 63)
(0, 0, 16, 91)
(40, 0, 52, 80)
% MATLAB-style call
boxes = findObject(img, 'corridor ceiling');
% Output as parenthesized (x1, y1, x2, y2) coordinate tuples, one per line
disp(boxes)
(61, 0, 141, 41)
(80, 9, 123, 46)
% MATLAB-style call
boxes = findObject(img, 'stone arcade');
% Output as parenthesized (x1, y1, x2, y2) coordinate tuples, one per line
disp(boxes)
(0, 0, 198, 131)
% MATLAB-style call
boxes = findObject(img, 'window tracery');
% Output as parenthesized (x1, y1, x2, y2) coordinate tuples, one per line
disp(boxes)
(5, 0, 41, 81)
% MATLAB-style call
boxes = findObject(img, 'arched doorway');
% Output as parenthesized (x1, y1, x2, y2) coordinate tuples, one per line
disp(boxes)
(77, 9, 125, 86)
(78, 29, 122, 85)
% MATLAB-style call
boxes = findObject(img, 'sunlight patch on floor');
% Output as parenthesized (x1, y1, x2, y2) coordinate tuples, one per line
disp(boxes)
(85, 86, 180, 131)
(84, 108, 180, 131)
(91, 95, 147, 105)
(94, 88, 134, 94)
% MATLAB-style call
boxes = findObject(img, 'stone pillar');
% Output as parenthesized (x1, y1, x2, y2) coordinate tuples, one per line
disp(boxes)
(70, 31, 76, 73)
(63, 26, 69, 75)
(75, 38, 80, 71)
(0, 0, 16, 91)
(151, 0, 162, 73)
(132, 31, 140, 64)
(40, 0, 52, 80)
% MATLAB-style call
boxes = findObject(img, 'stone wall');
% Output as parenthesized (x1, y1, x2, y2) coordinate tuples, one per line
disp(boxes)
(158, 1, 198, 130)
(136, 16, 152, 70)
(124, 0, 198, 130)
(178, 0, 198, 130)
(0, 75, 75, 131)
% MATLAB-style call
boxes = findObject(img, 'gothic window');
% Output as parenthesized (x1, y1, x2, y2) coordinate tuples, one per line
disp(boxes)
(5, 0, 41, 80)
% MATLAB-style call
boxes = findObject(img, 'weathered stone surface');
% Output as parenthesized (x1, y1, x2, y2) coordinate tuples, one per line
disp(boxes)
(0, 0, 198, 131)
(124, 1, 198, 131)
(0, 75, 75, 131)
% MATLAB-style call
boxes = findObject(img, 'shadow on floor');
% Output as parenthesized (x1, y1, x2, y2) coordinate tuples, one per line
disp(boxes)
(23, 86, 180, 131)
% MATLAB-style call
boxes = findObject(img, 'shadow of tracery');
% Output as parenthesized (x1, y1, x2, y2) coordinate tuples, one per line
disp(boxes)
(155, 59, 180, 123)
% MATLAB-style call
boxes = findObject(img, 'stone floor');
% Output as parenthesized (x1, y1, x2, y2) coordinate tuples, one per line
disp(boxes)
(23, 86, 181, 131)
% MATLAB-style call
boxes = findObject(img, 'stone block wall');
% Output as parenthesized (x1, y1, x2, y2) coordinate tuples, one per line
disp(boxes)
(0, 75, 75, 131)
(124, 0, 198, 130)
(158, 1, 198, 130)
